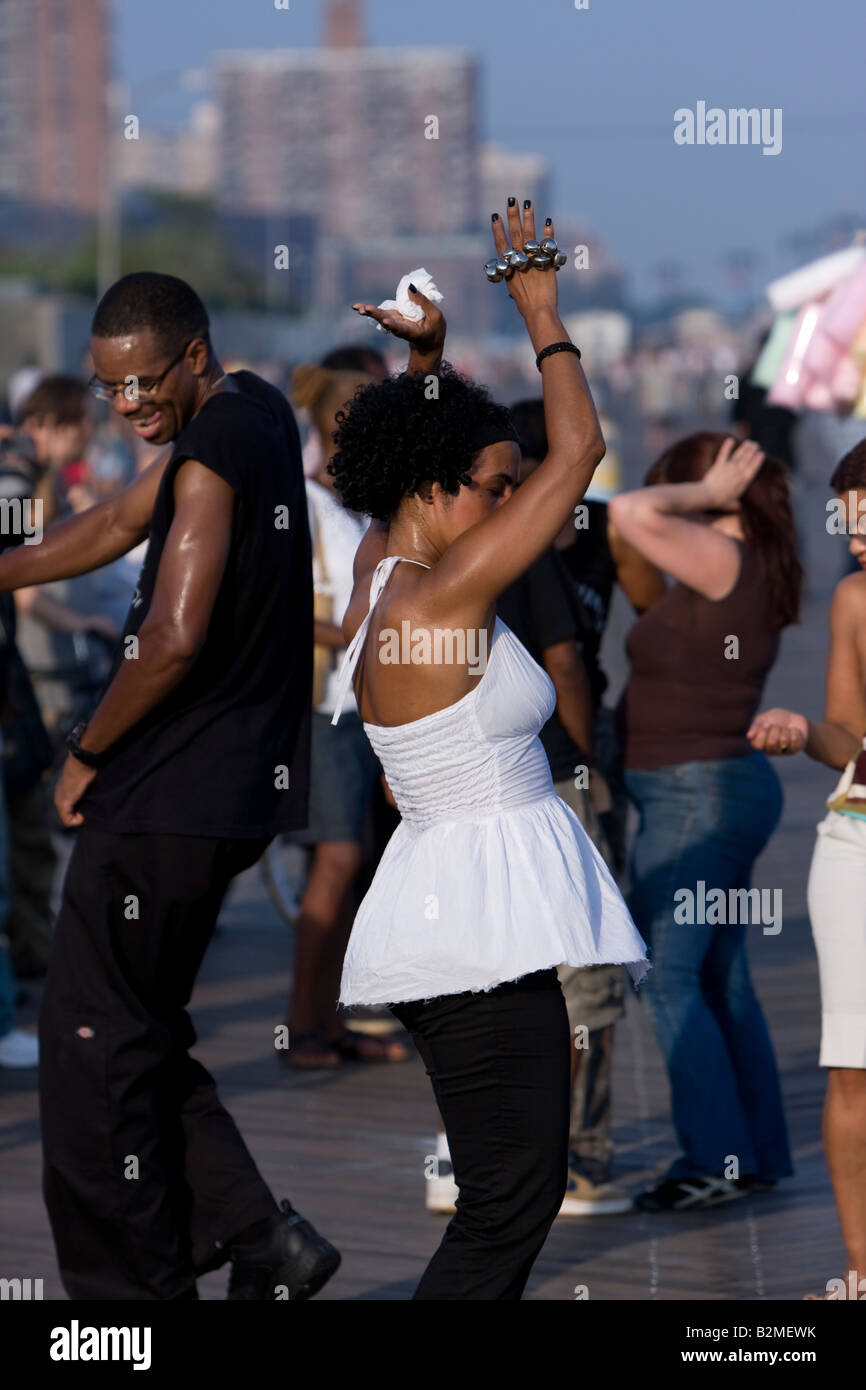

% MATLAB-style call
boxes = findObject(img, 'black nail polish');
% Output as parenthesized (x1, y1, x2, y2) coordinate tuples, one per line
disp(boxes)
(491, 212, 499, 222)
(524, 199, 532, 209)
(408, 283, 417, 293)
(508, 196, 516, 207)
(545, 217, 553, 227)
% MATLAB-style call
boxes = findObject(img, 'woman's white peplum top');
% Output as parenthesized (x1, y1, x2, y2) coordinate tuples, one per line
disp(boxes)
(331, 555, 649, 1006)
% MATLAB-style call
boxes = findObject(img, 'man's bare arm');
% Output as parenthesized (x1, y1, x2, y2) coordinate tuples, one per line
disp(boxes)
(543, 639, 593, 757)
(76, 459, 235, 757)
(0, 448, 171, 592)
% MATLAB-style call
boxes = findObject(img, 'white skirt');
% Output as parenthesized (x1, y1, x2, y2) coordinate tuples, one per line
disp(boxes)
(339, 793, 649, 1007)
(808, 811, 866, 1068)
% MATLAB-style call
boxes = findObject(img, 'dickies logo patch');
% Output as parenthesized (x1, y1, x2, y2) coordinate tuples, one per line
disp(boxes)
(75, 1026, 95, 1039)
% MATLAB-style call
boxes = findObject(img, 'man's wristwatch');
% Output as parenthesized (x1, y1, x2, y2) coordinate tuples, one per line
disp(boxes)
(65, 721, 111, 770)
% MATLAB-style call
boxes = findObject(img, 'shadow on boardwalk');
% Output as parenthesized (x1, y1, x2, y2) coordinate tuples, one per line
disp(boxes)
(0, 591, 846, 1299)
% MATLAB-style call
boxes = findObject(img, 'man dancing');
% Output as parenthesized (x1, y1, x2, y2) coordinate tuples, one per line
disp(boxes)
(0, 272, 339, 1300)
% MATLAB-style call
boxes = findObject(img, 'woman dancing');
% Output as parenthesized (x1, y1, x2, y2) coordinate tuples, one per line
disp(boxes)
(327, 200, 648, 1300)
(749, 440, 866, 1298)
(282, 363, 409, 1067)
(610, 432, 801, 1209)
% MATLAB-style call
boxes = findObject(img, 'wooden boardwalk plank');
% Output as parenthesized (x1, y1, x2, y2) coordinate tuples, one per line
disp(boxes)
(0, 580, 849, 1300)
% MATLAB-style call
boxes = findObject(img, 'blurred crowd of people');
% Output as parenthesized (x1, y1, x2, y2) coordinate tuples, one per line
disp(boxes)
(0, 326, 863, 1277)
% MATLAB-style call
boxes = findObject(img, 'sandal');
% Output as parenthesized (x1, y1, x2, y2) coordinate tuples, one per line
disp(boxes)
(281, 1028, 341, 1070)
(328, 1028, 412, 1064)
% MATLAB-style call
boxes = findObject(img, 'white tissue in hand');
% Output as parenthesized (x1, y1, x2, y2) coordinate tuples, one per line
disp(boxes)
(375, 269, 443, 331)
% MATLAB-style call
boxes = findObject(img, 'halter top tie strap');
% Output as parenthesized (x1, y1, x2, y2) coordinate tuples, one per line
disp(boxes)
(330, 555, 430, 726)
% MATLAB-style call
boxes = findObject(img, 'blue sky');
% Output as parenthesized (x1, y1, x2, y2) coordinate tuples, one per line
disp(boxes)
(115, 0, 864, 304)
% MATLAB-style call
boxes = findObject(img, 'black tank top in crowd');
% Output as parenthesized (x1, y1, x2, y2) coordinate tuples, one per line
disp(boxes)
(80, 370, 312, 838)
(555, 499, 617, 709)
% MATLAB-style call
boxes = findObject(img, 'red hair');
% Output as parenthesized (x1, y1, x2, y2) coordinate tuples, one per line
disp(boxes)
(645, 431, 802, 629)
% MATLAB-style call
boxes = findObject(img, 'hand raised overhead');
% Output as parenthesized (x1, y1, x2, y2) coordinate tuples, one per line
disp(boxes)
(701, 438, 765, 512)
(489, 199, 560, 319)
(352, 286, 445, 357)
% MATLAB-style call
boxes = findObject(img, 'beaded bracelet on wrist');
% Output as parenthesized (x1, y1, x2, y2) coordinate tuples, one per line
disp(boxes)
(535, 341, 581, 372)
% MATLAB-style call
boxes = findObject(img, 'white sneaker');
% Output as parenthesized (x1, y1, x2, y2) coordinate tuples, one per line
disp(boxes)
(0, 1028, 39, 1068)
(556, 1153, 633, 1216)
(425, 1161, 459, 1214)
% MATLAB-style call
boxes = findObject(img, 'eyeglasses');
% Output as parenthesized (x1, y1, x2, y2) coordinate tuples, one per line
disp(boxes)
(88, 341, 192, 403)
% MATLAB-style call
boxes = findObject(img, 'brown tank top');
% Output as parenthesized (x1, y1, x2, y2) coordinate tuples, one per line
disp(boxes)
(620, 541, 780, 771)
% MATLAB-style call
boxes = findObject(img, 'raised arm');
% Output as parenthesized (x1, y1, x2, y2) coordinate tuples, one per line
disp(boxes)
(748, 573, 866, 769)
(607, 439, 765, 599)
(0, 447, 171, 592)
(341, 293, 447, 639)
(355, 206, 605, 613)
(607, 516, 666, 613)
(352, 284, 445, 381)
(427, 202, 604, 610)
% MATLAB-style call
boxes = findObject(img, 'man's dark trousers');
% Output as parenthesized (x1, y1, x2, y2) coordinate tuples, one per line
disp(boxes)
(39, 827, 281, 1300)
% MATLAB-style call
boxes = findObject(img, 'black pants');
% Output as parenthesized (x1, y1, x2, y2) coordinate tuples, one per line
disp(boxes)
(39, 828, 280, 1300)
(391, 968, 571, 1300)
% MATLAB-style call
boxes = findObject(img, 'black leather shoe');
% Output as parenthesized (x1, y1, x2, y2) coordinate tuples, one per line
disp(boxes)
(226, 1199, 341, 1300)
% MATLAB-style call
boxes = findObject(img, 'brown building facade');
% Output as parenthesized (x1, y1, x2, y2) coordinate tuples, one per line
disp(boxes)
(0, 0, 108, 215)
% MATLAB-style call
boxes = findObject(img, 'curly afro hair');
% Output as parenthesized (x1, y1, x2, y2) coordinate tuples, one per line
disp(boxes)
(327, 361, 517, 521)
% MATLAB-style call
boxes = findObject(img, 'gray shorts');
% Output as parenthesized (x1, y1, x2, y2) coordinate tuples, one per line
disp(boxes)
(290, 710, 380, 846)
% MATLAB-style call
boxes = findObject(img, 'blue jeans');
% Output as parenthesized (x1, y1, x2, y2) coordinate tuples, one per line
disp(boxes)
(626, 753, 793, 1182)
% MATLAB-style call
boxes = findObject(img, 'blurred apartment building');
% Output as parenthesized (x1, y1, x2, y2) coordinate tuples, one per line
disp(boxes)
(481, 145, 551, 225)
(117, 98, 220, 198)
(218, 3, 478, 235)
(214, 0, 494, 328)
(0, 0, 108, 220)
(0, 0, 625, 367)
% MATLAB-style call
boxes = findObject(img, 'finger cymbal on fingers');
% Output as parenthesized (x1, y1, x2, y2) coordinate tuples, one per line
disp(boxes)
(486, 204, 563, 281)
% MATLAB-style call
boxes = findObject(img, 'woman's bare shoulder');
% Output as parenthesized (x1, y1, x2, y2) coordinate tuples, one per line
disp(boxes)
(833, 569, 866, 617)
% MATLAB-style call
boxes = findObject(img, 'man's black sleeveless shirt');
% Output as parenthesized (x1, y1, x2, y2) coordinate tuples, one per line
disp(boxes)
(80, 371, 312, 838)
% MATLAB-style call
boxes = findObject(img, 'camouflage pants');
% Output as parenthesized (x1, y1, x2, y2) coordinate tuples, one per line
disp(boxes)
(554, 774, 626, 1166)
